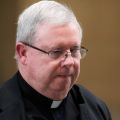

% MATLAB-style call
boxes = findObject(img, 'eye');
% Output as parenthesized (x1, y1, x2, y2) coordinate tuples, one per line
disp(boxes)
(49, 50, 64, 59)
(70, 48, 80, 57)
(71, 48, 79, 53)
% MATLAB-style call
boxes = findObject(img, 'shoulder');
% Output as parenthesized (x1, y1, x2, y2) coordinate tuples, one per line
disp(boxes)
(72, 84, 103, 103)
(0, 72, 21, 106)
(71, 84, 112, 119)
(0, 73, 18, 93)
(76, 84, 104, 104)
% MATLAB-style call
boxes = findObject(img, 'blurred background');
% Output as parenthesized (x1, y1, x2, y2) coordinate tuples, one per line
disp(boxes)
(0, 0, 120, 119)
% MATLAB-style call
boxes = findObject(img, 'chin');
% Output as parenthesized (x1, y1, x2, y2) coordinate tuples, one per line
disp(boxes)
(52, 87, 71, 100)
(52, 93, 67, 100)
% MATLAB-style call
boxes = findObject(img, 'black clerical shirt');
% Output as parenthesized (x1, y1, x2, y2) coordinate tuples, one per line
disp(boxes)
(17, 72, 55, 120)
(0, 72, 112, 120)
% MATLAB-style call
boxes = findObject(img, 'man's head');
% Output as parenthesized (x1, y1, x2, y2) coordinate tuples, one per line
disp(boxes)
(16, 0, 82, 45)
(15, 0, 84, 100)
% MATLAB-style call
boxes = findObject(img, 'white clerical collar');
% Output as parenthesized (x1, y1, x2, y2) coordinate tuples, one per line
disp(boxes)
(51, 100, 63, 108)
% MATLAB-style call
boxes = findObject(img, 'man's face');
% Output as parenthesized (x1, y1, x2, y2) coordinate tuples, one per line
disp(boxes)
(24, 23, 82, 100)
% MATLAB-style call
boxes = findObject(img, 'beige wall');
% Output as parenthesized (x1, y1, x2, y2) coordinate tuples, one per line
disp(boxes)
(1, 0, 120, 119)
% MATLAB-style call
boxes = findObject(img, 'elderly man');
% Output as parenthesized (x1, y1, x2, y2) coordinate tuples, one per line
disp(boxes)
(0, 1, 111, 120)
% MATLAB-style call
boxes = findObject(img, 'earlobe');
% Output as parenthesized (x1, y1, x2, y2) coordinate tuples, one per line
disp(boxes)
(16, 43, 27, 64)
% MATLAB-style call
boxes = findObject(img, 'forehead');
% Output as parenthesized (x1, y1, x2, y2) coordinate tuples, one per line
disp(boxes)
(34, 23, 82, 48)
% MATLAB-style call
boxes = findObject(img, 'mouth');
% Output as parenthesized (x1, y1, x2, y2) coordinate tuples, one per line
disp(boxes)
(54, 69, 75, 81)
(57, 74, 73, 79)
(59, 74, 71, 77)
(51, 74, 75, 92)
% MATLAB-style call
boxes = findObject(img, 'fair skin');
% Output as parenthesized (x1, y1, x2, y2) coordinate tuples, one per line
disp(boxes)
(16, 23, 82, 100)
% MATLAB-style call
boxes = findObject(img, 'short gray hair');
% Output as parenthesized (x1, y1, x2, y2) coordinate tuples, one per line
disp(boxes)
(16, 0, 82, 44)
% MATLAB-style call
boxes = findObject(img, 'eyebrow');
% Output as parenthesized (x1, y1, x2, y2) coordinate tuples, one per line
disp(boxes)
(48, 44, 81, 50)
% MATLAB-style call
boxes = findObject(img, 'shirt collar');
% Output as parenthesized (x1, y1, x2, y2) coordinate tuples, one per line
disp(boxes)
(17, 72, 63, 109)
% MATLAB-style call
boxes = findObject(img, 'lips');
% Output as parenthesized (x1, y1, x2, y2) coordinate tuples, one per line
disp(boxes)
(58, 74, 71, 78)
(56, 73, 74, 80)
(55, 68, 75, 79)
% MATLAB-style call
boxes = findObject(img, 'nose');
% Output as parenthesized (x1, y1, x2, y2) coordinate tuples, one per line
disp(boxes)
(60, 51, 75, 67)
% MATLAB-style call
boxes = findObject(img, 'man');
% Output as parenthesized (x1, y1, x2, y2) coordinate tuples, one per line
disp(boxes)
(0, 0, 111, 120)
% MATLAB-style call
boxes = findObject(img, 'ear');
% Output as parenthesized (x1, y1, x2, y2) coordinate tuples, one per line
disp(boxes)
(16, 42, 27, 65)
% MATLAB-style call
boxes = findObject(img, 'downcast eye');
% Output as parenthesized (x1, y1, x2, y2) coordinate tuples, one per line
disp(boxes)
(49, 50, 64, 59)
(70, 48, 80, 56)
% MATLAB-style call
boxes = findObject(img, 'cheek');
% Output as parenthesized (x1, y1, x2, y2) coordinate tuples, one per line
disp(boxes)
(26, 52, 48, 78)
(75, 60, 80, 74)
(73, 60, 80, 83)
(27, 53, 59, 80)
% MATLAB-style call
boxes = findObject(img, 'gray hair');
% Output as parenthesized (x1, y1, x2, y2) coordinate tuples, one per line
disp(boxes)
(16, 0, 82, 44)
